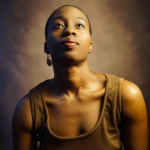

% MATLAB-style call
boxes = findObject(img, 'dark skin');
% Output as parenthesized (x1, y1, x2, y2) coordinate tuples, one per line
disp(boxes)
(12, 6, 148, 150)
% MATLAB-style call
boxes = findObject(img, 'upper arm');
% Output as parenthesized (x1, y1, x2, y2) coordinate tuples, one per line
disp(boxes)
(121, 80, 148, 150)
(12, 94, 36, 150)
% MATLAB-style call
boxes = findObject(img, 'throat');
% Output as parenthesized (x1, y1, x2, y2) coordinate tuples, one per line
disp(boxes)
(52, 59, 93, 94)
(53, 72, 93, 97)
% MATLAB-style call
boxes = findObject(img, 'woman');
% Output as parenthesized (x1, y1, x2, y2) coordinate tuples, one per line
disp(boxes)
(12, 5, 148, 150)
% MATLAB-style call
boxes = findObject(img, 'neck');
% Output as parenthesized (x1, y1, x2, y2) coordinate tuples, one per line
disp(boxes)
(52, 59, 92, 96)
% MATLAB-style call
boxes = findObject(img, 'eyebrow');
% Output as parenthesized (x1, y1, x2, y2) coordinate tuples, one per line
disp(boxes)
(75, 17, 87, 23)
(50, 16, 87, 24)
(50, 16, 64, 24)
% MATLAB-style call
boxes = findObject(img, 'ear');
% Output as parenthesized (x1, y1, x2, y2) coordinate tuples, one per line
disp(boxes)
(89, 41, 93, 53)
(44, 42, 50, 54)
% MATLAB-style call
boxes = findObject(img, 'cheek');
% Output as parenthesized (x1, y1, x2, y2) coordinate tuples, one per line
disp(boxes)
(47, 34, 59, 49)
(80, 35, 91, 50)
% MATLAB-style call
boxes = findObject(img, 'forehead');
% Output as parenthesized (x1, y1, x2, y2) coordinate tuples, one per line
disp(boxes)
(50, 6, 88, 22)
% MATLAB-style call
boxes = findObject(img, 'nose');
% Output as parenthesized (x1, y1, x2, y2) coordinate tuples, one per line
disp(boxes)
(62, 26, 76, 37)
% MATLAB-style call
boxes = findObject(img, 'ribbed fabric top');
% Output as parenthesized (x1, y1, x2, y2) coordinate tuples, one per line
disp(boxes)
(29, 74, 123, 150)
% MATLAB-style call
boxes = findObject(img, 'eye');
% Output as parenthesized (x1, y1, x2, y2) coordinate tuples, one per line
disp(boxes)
(76, 23, 85, 28)
(53, 23, 64, 29)
(56, 24, 63, 27)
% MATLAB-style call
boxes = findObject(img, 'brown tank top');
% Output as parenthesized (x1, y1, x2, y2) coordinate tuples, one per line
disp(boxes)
(29, 74, 123, 150)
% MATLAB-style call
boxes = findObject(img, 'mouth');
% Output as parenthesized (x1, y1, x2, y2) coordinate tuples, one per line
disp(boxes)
(61, 38, 79, 47)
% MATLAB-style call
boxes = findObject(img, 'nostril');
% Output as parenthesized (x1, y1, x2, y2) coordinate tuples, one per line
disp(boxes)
(62, 29, 76, 37)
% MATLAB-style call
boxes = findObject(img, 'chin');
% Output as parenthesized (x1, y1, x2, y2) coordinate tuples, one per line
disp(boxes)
(52, 51, 88, 65)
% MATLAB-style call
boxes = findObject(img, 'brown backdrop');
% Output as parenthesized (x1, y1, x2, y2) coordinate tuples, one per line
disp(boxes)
(0, 0, 150, 149)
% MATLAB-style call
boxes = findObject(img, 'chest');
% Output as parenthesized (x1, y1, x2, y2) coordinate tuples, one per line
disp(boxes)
(46, 97, 103, 137)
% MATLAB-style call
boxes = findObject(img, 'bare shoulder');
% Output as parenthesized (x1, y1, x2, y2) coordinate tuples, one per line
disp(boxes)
(121, 79, 143, 100)
(121, 79, 147, 119)
(121, 79, 148, 150)
(12, 94, 35, 150)
(12, 94, 33, 132)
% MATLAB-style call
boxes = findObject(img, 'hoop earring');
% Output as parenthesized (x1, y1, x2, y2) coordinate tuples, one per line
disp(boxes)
(47, 54, 52, 66)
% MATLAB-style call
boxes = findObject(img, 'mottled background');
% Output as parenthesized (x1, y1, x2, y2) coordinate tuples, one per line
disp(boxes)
(0, 0, 150, 149)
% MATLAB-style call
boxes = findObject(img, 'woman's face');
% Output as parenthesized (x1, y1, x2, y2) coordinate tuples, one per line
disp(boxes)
(46, 6, 92, 65)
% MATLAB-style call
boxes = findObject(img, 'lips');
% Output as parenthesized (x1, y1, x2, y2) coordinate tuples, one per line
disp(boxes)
(61, 38, 79, 46)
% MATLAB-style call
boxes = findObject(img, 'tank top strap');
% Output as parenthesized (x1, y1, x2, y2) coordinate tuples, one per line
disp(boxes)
(29, 81, 46, 135)
(103, 74, 124, 126)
